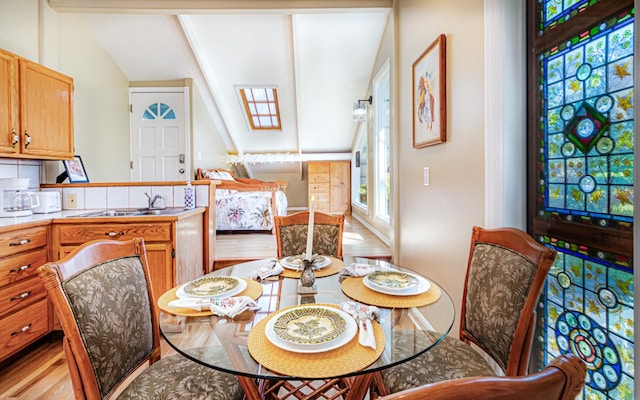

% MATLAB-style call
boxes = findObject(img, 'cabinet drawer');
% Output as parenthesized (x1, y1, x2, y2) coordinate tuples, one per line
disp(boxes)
(0, 299, 49, 362)
(309, 193, 330, 204)
(314, 202, 330, 212)
(309, 183, 329, 192)
(309, 173, 329, 183)
(0, 275, 47, 317)
(0, 226, 48, 259)
(57, 223, 172, 244)
(0, 248, 48, 287)
(308, 163, 330, 174)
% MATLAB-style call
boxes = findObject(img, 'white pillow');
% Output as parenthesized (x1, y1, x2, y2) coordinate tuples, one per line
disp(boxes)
(203, 170, 234, 181)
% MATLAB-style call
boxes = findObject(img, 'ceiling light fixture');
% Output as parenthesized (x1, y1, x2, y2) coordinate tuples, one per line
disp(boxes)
(353, 95, 372, 123)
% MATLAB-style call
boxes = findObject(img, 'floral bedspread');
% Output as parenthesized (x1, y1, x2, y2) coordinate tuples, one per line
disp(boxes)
(216, 190, 288, 231)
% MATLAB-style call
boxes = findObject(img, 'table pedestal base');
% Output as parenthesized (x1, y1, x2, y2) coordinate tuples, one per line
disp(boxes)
(237, 372, 388, 400)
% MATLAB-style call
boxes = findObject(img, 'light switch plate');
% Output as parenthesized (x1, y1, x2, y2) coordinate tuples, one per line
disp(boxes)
(423, 167, 430, 186)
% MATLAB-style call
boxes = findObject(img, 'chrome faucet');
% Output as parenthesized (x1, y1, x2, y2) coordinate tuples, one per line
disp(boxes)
(145, 192, 165, 209)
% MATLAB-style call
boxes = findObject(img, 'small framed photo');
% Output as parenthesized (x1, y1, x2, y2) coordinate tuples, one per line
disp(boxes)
(413, 34, 447, 148)
(63, 155, 89, 183)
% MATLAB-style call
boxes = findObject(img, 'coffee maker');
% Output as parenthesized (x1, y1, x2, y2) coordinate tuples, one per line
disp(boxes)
(0, 178, 40, 217)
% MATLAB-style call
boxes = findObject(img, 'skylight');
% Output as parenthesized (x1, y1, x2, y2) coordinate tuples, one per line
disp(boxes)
(239, 87, 281, 130)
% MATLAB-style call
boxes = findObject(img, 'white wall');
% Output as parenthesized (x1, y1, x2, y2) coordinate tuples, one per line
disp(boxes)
(57, 13, 130, 182)
(191, 81, 229, 175)
(0, 1, 131, 183)
(395, 0, 485, 333)
(0, 0, 39, 61)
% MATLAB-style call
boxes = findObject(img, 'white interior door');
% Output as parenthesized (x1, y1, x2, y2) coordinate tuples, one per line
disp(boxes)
(130, 89, 189, 181)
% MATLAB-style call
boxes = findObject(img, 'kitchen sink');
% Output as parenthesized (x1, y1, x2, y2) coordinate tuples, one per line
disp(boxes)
(72, 208, 188, 218)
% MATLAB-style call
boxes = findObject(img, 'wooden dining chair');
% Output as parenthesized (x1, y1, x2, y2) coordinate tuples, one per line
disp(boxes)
(378, 354, 585, 400)
(381, 226, 557, 394)
(38, 238, 244, 400)
(274, 211, 345, 258)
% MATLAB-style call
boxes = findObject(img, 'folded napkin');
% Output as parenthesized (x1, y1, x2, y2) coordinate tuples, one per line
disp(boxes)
(210, 296, 261, 318)
(168, 296, 261, 318)
(249, 259, 284, 282)
(340, 301, 380, 349)
(338, 262, 393, 282)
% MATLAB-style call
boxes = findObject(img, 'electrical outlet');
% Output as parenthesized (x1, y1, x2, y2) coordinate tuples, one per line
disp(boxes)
(68, 194, 78, 208)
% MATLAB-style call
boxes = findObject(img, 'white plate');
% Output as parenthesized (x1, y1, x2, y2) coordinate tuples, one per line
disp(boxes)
(280, 255, 331, 270)
(363, 272, 431, 296)
(365, 271, 419, 292)
(176, 276, 247, 299)
(265, 306, 357, 353)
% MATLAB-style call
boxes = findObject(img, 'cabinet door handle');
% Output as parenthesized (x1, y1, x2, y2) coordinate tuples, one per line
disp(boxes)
(10, 291, 31, 301)
(9, 264, 31, 273)
(11, 324, 32, 336)
(9, 239, 30, 246)
(12, 129, 18, 147)
(24, 131, 31, 149)
(105, 231, 125, 237)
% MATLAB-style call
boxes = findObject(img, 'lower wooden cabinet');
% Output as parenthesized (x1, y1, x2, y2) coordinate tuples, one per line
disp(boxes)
(52, 215, 204, 313)
(0, 225, 51, 363)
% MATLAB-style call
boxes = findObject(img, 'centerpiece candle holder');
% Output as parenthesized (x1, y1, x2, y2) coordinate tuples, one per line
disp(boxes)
(298, 256, 318, 295)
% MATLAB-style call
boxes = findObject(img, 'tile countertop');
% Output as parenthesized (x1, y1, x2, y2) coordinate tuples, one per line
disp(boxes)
(0, 207, 206, 233)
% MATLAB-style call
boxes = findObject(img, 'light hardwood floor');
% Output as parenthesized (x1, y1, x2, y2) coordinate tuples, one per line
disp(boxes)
(0, 216, 391, 400)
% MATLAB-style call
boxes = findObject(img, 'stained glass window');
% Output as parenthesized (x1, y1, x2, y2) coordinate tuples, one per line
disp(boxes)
(539, 10, 634, 230)
(537, 237, 634, 398)
(533, 7, 634, 399)
(539, 0, 605, 34)
(142, 102, 176, 120)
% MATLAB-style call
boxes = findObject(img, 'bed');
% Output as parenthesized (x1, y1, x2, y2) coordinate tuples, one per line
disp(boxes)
(196, 168, 288, 232)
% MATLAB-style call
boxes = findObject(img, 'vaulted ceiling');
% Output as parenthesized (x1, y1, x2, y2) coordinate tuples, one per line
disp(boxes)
(48, 0, 391, 176)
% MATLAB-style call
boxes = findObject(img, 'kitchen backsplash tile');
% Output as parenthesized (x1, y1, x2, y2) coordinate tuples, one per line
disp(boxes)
(106, 187, 129, 208)
(129, 186, 151, 209)
(195, 185, 209, 207)
(85, 187, 107, 209)
(18, 164, 40, 189)
(173, 185, 186, 208)
(0, 159, 41, 189)
(62, 187, 85, 209)
(151, 186, 174, 207)
(55, 182, 211, 210)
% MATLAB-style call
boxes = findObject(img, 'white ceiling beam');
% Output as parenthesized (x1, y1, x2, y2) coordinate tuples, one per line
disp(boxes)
(48, 0, 392, 13)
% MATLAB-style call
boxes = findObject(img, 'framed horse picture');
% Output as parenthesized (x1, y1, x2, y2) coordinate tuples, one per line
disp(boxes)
(413, 34, 446, 148)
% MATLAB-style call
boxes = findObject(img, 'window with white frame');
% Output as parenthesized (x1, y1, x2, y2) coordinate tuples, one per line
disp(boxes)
(374, 61, 390, 222)
(352, 124, 368, 209)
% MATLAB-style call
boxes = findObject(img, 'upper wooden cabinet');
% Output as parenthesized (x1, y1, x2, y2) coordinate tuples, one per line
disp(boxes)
(0, 49, 74, 160)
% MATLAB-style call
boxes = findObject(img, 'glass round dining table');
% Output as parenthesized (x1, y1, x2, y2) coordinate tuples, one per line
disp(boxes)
(158, 256, 455, 400)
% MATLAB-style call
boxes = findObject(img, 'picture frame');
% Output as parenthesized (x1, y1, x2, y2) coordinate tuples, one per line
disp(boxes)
(413, 34, 446, 148)
(62, 155, 89, 183)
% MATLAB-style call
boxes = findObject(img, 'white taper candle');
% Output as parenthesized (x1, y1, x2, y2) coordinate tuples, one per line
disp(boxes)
(305, 196, 315, 260)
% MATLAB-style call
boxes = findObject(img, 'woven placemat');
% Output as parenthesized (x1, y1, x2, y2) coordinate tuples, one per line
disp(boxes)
(341, 277, 441, 308)
(248, 303, 385, 378)
(157, 278, 263, 317)
(280, 257, 344, 279)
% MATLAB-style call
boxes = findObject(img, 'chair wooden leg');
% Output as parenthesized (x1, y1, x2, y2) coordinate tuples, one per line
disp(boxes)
(237, 375, 262, 400)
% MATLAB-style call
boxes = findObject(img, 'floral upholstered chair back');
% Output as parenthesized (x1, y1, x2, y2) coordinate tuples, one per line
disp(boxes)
(61, 255, 154, 398)
(461, 226, 556, 374)
(274, 212, 345, 258)
(279, 224, 339, 257)
(38, 238, 160, 400)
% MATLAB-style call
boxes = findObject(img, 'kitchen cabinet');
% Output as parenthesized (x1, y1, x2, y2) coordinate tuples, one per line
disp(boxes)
(0, 48, 74, 159)
(0, 225, 51, 362)
(308, 161, 351, 215)
(52, 214, 205, 311)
